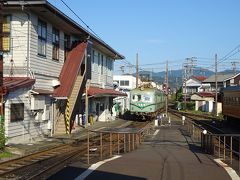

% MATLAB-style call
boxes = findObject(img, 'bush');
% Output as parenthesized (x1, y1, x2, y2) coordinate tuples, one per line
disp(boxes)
(186, 101, 195, 110)
(0, 121, 6, 151)
(175, 101, 195, 111)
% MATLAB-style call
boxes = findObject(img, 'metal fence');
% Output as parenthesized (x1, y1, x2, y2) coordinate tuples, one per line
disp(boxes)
(183, 116, 240, 171)
(86, 123, 151, 164)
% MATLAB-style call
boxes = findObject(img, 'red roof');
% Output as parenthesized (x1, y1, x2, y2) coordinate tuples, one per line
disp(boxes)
(53, 42, 87, 98)
(88, 87, 127, 97)
(192, 76, 207, 82)
(196, 92, 215, 97)
(32, 89, 53, 95)
(3, 77, 35, 93)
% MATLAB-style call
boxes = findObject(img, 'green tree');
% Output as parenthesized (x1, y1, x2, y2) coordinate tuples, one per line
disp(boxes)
(176, 87, 183, 101)
(0, 119, 6, 151)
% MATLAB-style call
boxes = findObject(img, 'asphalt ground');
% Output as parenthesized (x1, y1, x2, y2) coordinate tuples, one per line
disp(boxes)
(48, 119, 234, 180)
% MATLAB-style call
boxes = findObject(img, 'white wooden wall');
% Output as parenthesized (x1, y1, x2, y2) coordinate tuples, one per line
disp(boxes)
(91, 48, 114, 88)
(5, 87, 51, 144)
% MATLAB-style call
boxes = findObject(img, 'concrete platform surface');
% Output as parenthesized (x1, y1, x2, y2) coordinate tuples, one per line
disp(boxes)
(49, 124, 233, 180)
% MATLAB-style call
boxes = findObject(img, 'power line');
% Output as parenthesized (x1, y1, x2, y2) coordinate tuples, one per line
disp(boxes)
(59, 0, 101, 40)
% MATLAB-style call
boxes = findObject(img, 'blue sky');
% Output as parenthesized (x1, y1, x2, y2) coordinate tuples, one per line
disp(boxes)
(49, 0, 240, 73)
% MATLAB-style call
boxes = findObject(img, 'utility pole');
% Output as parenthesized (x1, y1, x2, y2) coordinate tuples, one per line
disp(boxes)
(0, 1, 4, 120)
(231, 61, 238, 75)
(175, 77, 178, 100)
(136, 53, 138, 88)
(215, 54, 218, 116)
(165, 60, 168, 116)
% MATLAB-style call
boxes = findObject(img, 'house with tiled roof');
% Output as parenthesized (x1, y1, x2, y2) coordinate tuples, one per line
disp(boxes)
(190, 73, 235, 114)
(201, 73, 235, 92)
(184, 76, 207, 95)
(223, 72, 240, 87)
(191, 92, 222, 113)
(2, 0, 125, 143)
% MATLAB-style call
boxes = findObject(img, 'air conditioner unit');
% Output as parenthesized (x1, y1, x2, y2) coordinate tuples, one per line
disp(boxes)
(42, 105, 50, 121)
(30, 96, 45, 110)
(101, 82, 105, 89)
(52, 79, 60, 87)
(35, 112, 42, 122)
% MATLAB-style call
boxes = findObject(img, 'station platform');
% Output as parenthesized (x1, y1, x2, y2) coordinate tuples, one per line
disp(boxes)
(3, 119, 132, 160)
(49, 118, 237, 180)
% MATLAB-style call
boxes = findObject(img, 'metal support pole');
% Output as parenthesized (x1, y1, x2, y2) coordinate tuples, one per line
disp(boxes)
(215, 54, 218, 116)
(239, 137, 240, 171)
(110, 133, 112, 157)
(218, 136, 221, 158)
(117, 133, 120, 154)
(132, 134, 135, 150)
(128, 133, 131, 152)
(87, 131, 89, 164)
(206, 135, 208, 153)
(192, 124, 195, 140)
(136, 133, 139, 148)
(100, 132, 102, 160)
(124, 134, 126, 153)
(230, 136, 233, 164)
(224, 136, 226, 160)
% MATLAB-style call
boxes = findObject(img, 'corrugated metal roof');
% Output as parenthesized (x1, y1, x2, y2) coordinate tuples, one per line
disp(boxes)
(192, 76, 207, 82)
(53, 42, 87, 98)
(31, 88, 53, 95)
(203, 73, 235, 83)
(196, 92, 215, 97)
(88, 87, 127, 97)
(5, 0, 125, 59)
(3, 77, 35, 93)
(223, 86, 240, 92)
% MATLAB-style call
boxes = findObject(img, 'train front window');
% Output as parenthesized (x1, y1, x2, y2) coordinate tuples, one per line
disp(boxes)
(132, 95, 141, 102)
(143, 95, 152, 102)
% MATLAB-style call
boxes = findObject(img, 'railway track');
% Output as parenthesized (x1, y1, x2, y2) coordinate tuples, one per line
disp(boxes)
(169, 108, 225, 134)
(0, 121, 150, 179)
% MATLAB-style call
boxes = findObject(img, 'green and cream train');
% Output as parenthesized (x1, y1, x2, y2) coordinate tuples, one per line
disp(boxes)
(129, 87, 165, 120)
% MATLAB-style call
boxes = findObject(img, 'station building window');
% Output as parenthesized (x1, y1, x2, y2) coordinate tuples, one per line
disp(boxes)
(52, 27, 59, 60)
(1, 15, 11, 52)
(11, 103, 24, 122)
(120, 80, 129, 86)
(38, 19, 47, 56)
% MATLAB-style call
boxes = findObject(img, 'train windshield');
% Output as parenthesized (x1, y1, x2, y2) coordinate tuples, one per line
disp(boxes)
(143, 95, 152, 102)
(132, 94, 141, 102)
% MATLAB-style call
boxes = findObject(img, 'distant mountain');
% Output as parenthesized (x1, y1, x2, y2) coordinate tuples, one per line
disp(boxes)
(133, 68, 237, 89)
(137, 68, 215, 89)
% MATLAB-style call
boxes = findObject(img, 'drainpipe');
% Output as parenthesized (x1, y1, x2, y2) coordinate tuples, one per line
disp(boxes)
(51, 98, 55, 137)
(24, 11, 30, 77)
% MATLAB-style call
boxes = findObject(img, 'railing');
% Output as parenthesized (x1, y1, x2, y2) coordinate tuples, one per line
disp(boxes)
(86, 123, 151, 164)
(183, 116, 240, 171)
(202, 134, 240, 170)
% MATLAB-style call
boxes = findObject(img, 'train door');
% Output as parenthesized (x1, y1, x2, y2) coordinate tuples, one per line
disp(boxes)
(96, 102, 100, 121)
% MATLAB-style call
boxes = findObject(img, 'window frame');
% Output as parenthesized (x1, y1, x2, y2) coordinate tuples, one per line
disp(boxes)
(64, 33, 70, 61)
(101, 54, 104, 75)
(10, 103, 24, 122)
(52, 27, 60, 61)
(1, 15, 11, 52)
(120, 80, 129, 86)
(37, 19, 47, 56)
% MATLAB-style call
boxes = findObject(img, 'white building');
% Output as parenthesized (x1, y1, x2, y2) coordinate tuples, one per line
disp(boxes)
(113, 75, 141, 111)
(2, 0, 124, 143)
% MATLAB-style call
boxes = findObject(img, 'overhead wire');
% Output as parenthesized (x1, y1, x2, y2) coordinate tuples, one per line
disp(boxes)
(59, 0, 102, 40)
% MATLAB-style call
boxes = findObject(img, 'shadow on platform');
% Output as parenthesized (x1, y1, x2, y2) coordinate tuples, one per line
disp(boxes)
(48, 166, 146, 180)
